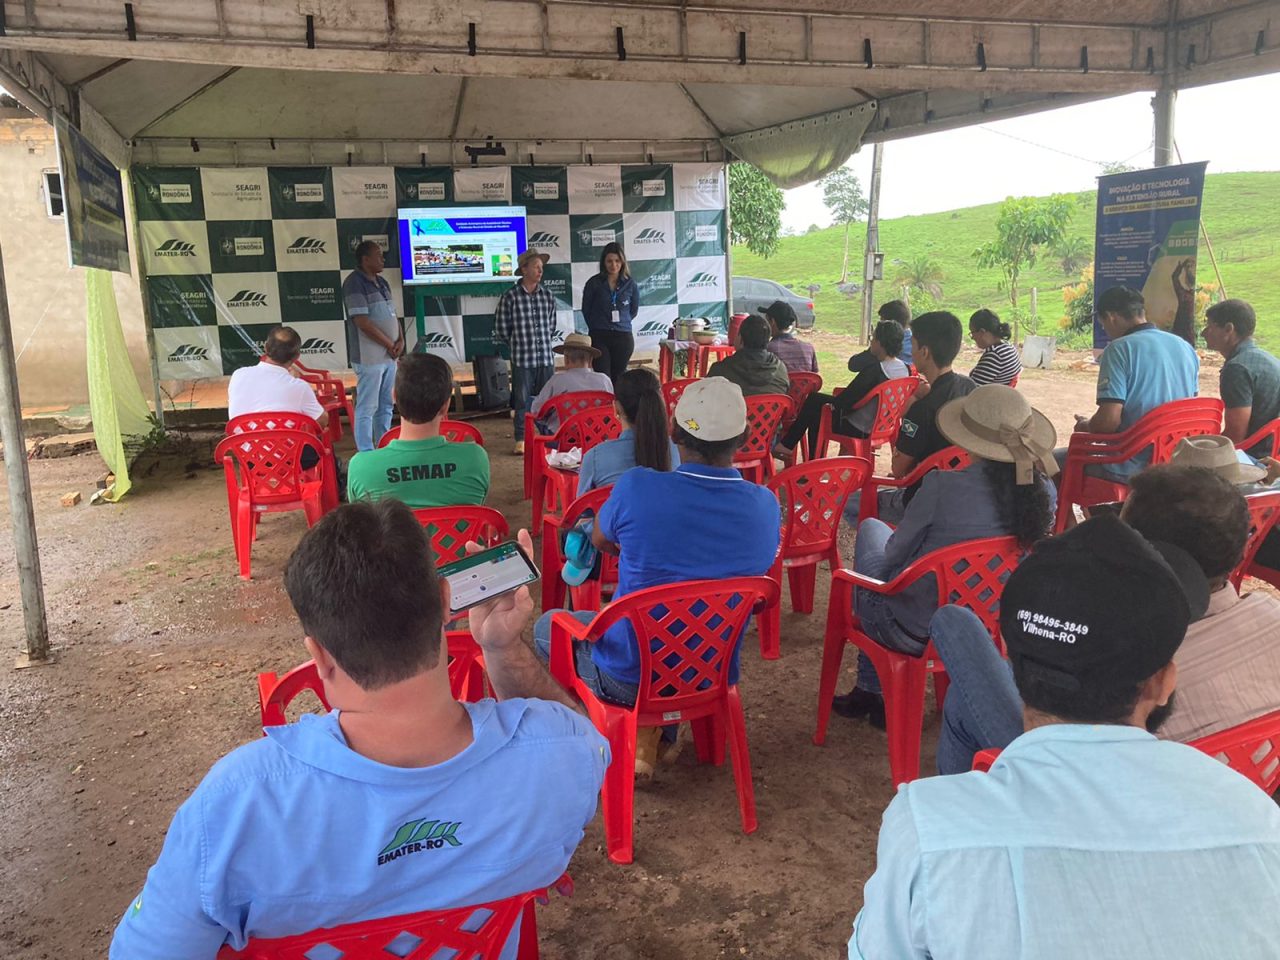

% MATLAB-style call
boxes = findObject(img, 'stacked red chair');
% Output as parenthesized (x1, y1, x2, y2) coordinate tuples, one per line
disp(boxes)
(523, 391, 615, 498)
(733, 393, 792, 484)
(1236, 418, 1280, 459)
(813, 376, 922, 462)
(548, 577, 779, 863)
(857, 445, 972, 525)
(530, 408, 622, 527)
(1054, 397, 1225, 531)
(815, 536, 1023, 786)
(540, 485, 616, 612)
(759, 457, 873, 660)
(377, 420, 486, 448)
(292, 359, 353, 443)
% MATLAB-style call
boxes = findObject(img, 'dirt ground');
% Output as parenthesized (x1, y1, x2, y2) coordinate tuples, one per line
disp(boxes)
(0, 348, 1227, 958)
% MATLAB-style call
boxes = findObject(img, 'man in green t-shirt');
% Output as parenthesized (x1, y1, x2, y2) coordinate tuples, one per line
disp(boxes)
(347, 354, 490, 508)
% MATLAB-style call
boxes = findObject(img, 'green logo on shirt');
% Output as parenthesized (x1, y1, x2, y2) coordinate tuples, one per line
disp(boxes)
(378, 819, 463, 865)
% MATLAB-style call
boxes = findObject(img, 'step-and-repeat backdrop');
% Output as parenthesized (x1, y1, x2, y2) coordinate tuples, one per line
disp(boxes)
(133, 163, 729, 380)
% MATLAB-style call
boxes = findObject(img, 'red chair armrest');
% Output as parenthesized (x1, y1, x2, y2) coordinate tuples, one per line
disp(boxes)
(548, 610, 597, 689)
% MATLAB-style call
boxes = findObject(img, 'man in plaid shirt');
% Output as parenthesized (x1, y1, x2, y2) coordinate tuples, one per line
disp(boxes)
(496, 249, 558, 454)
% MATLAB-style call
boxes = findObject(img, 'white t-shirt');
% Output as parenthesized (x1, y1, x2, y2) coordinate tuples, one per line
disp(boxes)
(227, 362, 325, 421)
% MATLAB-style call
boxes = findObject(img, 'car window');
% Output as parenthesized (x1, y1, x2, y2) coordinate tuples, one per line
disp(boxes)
(733, 278, 760, 299)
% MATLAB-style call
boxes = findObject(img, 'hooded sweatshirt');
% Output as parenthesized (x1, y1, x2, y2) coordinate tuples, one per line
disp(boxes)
(706, 348, 791, 397)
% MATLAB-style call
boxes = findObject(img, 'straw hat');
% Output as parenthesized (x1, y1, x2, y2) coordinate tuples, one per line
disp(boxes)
(1169, 435, 1266, 484)
(515, 249, 550, 275)
(553, 332, 602, 358)
(937, 384, 1057, 485)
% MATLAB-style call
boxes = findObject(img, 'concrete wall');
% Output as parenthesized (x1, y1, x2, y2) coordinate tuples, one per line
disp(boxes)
(1, 113, 153, 411)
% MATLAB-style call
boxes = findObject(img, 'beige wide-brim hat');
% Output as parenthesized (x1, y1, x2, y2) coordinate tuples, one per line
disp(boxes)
(553, 332, 602, 358)
(1170, 435, 1267, 484)
(937, 383, 1058, 485)
(515, 250, 550, 275)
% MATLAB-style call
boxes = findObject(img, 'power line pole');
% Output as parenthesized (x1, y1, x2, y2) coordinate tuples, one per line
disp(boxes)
(859, 141, 884, 343)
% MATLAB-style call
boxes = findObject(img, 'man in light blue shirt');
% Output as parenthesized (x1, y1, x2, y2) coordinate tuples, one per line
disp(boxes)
(110, 501, 608, 959)
(850, 515, 1280, 959)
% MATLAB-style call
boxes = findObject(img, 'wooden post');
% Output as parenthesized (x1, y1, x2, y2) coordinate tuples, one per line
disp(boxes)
(859, 141, 884, 344)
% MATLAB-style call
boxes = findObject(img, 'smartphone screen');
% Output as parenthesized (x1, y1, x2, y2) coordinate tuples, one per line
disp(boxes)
(438, 541, 540, 616)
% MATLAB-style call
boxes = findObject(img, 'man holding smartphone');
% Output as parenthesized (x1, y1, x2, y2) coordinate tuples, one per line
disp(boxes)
(110, 501, 607, 959)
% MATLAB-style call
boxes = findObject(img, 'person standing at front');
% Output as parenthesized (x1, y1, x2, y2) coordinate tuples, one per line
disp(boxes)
(581, 242, 640, 383)
(496, 250, 557, 455)
(342, 241, 404, 451)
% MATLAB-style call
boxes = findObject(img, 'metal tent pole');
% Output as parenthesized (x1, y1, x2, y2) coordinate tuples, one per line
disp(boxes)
(1153, 84, 1176, 167)
(859, 141, 884, 343)
(0, 238, 51, 666)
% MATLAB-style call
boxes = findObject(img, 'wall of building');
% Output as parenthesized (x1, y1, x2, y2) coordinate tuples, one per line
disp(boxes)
(1, 113, 153, 411)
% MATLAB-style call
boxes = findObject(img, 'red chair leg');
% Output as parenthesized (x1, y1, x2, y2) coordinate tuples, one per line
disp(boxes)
(236, 502, 255, 580)
(601, 712, 638, 864)
(882, 656, 929, 786)
(540, 524, 565, 611)
(725, 690, 758, 835)
(812, 631, 848, 746)
(691, 715, 725, 765)
(516, 897, 539, 960)
(759, 562, 782, 660)
(787, 563, 818, 614)
(932, 669, 950, 716)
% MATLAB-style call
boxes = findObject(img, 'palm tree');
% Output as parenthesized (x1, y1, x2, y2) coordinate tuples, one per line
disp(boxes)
(1054, 236, 1092, 275)
(892, 255, 945, 300)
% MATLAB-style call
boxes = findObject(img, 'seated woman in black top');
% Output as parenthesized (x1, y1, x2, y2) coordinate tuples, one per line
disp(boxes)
(773, 319, 910, 459)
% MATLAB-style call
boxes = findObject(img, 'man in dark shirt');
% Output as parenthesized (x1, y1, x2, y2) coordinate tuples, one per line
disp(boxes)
(1202, 298, 1280, 458)
(705, 315, 791, 397)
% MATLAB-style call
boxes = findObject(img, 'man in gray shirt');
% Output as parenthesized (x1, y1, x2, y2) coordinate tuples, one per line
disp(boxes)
(342, 240, 404, 451)
(530, 333, 613, 433)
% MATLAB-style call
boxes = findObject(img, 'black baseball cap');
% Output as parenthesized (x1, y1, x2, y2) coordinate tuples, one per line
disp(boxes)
(758, 300, 797, 328)
(999, 514, 1209, 694)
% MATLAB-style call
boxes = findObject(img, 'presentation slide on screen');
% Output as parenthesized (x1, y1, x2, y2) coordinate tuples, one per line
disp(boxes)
(398, 206, 527, 286)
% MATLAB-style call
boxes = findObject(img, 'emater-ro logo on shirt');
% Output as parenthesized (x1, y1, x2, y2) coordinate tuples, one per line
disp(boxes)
(377, 818, 463, 865)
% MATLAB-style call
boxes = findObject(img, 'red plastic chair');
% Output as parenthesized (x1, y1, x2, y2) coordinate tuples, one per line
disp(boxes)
(1008, 373, 1020, 388)
(411, 505, 509, 563)
(777, 371, 824, 462)
(215, 429, 332, 580)
(549, 577, 778, 863)
(531, 408, 622, 527)
(539, 485, 616, 612)
(378, 420, 486, 448)
(1233, 491, 1280, 589)
(815, 536, 1023, 786)
(523, 391, 615, 498)
(760, 457, 873, 660)
(814, 376, 922, 462)
(226, 411, 339, 512)
(697, 343, 735, 376)
(662, 378, 699, 419)
(733, 393, 792, 484)
(1236, 418, 1280, 459)
(972, 710, 1280, 794)
(292, 359, 353, 443)
(1054, 397, 1225, 531)
(217, 874, 572, 960)
(858, 446, 973, 525)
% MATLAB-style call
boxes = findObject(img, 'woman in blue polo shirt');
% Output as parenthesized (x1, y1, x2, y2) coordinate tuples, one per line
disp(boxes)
(581, 242, 640, 383)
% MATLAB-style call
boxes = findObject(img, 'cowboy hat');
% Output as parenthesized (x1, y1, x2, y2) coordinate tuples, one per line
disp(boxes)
(1169, 435, 1266, 485)
(553, 332, 602, 358)
(937, 384, 1057, 485)
(516, 249, 551, 275)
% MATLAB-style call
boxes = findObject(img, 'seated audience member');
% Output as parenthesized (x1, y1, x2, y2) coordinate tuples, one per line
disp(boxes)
(879, 300, 913, 366)
(1056, 285, 1199, 481)
(844, 311, 977, 526)
(227, 325, 327, 428)
(850, 514, 1280, 960)
(761, 300, 819, 374)
(530, 333, 614, 434)
(534, 377, 780, 776)
(110, 501, 607, 960)
(833, 385, 1057, 728)
(966, 308, 1022, 386)
(706, 315, 791, 397)
(346, 354, 489, 508)
(930, 463, 1280, 773)
(773, 319, 908, 460)
(1201, 298, 1280, 458)
(577, 368, 679, 495)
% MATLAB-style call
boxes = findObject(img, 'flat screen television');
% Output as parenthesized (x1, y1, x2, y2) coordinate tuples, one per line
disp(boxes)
(398, 205, 528, 287)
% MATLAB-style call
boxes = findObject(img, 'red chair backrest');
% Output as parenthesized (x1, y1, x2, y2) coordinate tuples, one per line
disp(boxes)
(1063, 397, 1225, 466)
(258, 660, 329, 727)
(662, 378, 699, 419)
(890, 445, 973, 489)
(768, 457, 873, 559)
(786, 372, 824, 416)
(577, 577, 779, 712)
(379, 421, 486, 449)
(1234, 491, 1280, 589)
(227, 411, 326, 441)
(214, 429, 322, 506)
(1237, 418, 1280, 459)
(535, 390, 614, 425)
(734, 393, 792, 462)
(887, 536, 1024, 646)
(553, 407, 622, 453)
(561, 484, 613, 528)
(855, 376, 924, 445)
(410, 506, 509, 565)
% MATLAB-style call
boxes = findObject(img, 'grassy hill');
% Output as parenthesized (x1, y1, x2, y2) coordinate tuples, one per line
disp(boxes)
(733, 171, 1280, 359)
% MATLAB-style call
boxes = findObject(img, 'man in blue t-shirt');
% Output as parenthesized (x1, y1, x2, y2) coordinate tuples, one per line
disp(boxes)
(1057, 285, 1199, 482)
(110, 501, 607, 960)
(532, 377, 781, 777)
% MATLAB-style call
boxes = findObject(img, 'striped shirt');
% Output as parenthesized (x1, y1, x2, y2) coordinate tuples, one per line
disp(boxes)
(766, 333, 819, 374)
(969, 341, 1022, 386)
(495, 281, 558, 368)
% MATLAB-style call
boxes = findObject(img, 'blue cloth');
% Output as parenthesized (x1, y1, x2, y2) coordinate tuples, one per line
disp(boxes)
(899, 327, 912, 366)
(577, 428, 681, 495)
(1095, 324, 1200, 479)
(110, 702, 608, 960)
(592, 463, 780, 685)
(581, 274, 640, 333)
(849, 723, 1280, 959)
(352, 359, 396, 452)
(533, 610, 640, 706)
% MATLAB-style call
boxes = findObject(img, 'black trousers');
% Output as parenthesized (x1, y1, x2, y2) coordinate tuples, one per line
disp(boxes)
(590, 330, 635, 383)
(781, 392, 867, 453)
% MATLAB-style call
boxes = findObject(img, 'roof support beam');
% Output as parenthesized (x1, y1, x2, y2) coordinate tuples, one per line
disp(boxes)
(132, 66, 239, 137)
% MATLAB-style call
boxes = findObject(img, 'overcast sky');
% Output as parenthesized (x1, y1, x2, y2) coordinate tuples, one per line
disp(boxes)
(781, 72, 1280, 231)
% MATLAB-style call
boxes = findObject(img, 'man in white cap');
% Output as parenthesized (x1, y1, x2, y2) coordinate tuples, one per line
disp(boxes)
(530, 332, 614, 434)
(495, 249, 558, 454)
(530, 377, 781, 777)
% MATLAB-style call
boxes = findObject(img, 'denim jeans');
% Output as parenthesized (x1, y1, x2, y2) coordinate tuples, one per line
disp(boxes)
(533, 610, 639, 706)
(929, 604, 1022, 775)
(852, 518, 927, 696)
(512, 364, 554, 441)
(352, 360, 396, 452)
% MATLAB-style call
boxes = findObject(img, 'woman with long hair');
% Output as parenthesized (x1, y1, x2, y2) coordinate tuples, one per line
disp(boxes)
(577, 368, 679, 495)
(968, 308, 1022, 386)
(580, 241, 640, 383)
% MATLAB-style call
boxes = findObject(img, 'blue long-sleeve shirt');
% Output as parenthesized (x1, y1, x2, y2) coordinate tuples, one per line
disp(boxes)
(581, 274, 640, 333)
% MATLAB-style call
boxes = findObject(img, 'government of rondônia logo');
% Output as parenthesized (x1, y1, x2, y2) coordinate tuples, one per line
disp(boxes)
(528, 231, 559, 247)
(167, 344, 209, 361)
(288, 237, 327, 253)
(377, 818, 462, 865)
(299, 338, 335, 354)
(228, 290, 268, 307)
(633, 227, 666, 244)
(155, 240, 196, 257)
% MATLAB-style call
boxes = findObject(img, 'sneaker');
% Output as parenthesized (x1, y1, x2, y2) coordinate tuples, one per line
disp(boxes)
(513, 440, 525, 455)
